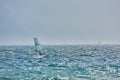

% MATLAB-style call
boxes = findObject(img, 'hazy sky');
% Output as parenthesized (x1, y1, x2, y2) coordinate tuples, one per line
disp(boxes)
(0, 0, 120, 45)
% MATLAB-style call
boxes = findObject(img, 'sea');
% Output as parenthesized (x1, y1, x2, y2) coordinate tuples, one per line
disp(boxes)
(0, 45, 120, 80)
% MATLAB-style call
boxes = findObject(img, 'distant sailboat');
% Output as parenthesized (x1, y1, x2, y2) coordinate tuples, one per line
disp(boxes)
(98, 41, 101, 46)
(34, 37, 44, 55)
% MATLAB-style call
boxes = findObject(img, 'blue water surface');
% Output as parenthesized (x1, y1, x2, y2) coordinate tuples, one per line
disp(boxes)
(0, 45, 120, 80)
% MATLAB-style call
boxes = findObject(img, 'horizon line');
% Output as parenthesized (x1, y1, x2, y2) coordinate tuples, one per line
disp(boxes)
(0, 43, 120, 46)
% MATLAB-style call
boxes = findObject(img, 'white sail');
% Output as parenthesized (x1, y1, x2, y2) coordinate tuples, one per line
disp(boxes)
(33, 37, 45, 58)
(98, 41, 101, 46)
(34, 37, 42, 50)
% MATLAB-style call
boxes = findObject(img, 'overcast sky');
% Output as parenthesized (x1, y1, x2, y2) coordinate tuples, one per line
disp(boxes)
(0, 0, 120, 45)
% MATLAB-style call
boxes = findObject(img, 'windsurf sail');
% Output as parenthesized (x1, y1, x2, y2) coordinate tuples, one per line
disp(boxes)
(34, 37, 43, 55)
(98, 41, 101, 46)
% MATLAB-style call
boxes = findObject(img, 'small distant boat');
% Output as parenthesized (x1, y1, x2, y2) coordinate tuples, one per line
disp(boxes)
(97, 41, 101, 46)
(33, 37, 45, 58)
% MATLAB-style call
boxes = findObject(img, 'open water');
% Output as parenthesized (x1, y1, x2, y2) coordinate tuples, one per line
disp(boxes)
(0, 45, 120, 80)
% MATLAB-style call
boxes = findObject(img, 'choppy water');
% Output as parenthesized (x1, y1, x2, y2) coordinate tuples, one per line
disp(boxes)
(0, 45, 120, 80)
